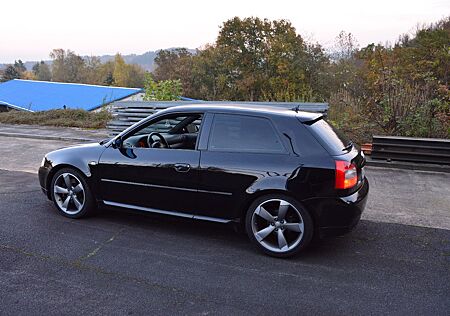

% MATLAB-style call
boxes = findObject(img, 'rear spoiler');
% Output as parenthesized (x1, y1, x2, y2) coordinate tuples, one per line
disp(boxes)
(296, 112, 323, 124)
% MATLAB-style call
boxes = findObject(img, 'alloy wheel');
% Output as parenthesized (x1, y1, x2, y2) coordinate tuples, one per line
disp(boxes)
(251, 199, 305, 253)
(53, 172, 85, 215)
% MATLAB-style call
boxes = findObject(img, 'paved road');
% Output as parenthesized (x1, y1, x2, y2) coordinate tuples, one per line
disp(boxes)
(0, 136, 449, 315)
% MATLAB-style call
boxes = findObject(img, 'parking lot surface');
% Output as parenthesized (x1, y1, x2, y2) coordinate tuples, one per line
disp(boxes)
(1, 135, 449, 315)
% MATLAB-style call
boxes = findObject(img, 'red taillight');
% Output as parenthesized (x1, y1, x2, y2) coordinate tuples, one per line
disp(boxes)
(335, 161, 358, 189)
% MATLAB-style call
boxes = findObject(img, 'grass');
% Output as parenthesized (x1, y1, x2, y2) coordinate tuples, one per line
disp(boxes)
(0, 109, 112, 129)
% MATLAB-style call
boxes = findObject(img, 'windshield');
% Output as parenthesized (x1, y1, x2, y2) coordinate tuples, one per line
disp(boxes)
(305, 118, 352, 156)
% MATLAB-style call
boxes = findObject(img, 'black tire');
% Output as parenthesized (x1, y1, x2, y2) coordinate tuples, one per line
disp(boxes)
(50, 168, 96, 219)
(245, 194, 313, 258)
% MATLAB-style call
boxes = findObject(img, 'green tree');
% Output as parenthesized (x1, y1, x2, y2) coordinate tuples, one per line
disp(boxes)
(143, 73, 182, 101)
(153, 48, 194, 95)
(193, 17, 325, 101)
(112, 54, 145, 87)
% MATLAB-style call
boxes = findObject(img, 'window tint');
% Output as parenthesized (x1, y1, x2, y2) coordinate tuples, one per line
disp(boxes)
(208, 114, 285, 153)
(305, 118, 351, 156)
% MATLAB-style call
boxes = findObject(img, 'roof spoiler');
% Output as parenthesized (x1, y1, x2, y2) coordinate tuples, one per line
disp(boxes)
(302, 115, 323, 125)
(296, 112, 323, 124)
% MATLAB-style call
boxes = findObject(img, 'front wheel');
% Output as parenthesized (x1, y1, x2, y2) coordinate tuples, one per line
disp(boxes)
(245, 194, 313, 258)
(50, 168, 96, 219)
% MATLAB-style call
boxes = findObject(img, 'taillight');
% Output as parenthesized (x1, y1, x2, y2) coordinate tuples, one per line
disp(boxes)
(335, 161, 358, 189)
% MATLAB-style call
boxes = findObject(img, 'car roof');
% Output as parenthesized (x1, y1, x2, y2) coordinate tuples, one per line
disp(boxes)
(161, 103, 322, 122)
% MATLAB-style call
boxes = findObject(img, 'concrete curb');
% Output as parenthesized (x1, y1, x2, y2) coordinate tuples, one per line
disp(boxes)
(0, 132, 99, 143)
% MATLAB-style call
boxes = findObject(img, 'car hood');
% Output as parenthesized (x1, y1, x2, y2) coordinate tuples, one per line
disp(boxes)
(48, 142, 105, 155)
(43, 142, 107, 177)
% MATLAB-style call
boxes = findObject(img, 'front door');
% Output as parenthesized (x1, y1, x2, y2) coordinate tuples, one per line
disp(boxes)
(98, 113, 203, 215)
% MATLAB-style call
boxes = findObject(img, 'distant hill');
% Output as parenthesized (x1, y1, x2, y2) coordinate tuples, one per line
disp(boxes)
(0, 48, 196, 72)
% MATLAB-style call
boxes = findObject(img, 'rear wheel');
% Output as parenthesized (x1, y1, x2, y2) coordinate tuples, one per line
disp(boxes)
(245, 194, 313, 258)
(50, 168, 96, 218)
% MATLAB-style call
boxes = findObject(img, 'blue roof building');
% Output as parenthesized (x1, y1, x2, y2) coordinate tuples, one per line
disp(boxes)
(0, 79, 142, 112)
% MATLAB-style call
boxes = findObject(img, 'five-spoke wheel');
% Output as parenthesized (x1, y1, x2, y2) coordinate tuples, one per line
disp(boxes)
(246, 195, 313, 257)
(51, 168, 95, 218)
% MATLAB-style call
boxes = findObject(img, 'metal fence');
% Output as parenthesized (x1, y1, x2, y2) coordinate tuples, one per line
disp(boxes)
(371, 135, 450, 165)
(107, 101, 329, 135)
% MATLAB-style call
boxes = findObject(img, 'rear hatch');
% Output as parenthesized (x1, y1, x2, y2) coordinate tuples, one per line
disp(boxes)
(301, 116, 366, 192)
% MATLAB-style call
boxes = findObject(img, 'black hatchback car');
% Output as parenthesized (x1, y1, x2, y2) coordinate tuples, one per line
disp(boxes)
(39, 104, 369, 257)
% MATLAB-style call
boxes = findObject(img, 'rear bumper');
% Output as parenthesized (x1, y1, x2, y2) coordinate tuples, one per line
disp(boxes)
(304, 177, 369, 238)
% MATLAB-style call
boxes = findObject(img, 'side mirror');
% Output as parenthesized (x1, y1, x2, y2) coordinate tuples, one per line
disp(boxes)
(112, 137, 123, 149)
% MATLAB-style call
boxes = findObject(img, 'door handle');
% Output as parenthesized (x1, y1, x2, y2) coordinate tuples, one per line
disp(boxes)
(174, 163, 191, 173)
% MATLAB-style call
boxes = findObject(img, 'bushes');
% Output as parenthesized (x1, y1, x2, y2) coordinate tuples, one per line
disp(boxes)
(326, 17, 450, 143)
(0, 109, 112, 129)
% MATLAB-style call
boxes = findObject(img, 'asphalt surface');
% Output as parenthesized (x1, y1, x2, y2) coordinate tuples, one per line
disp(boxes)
(0, 135, 449, 315)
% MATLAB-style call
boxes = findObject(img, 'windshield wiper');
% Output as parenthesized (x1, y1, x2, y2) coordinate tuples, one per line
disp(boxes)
(342, 141, 354, 152)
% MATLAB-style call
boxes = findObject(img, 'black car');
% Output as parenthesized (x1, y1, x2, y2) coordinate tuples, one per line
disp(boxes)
(39, 104, 369, 257)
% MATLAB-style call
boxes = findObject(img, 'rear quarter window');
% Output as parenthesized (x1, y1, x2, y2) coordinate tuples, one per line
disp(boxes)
(208, 114, 285, 153)
(304, 118, 351, 156)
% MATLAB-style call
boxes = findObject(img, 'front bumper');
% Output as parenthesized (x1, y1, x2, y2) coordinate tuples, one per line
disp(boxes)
(38, 164, 51, 200)
(304, 177, 369, 238)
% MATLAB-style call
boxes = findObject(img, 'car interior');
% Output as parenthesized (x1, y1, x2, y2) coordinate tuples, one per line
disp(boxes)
(122, 114, 203, 150)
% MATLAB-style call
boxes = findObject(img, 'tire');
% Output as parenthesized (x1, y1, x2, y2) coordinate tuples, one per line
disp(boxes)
(245, 194, 313, 258)
(50, 168, 96, 219)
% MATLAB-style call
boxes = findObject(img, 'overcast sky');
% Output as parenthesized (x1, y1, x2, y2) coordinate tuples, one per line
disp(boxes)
(0, 0, 448, 63)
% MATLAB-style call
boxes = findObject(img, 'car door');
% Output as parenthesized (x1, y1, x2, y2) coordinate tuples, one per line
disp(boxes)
(97, 113, 203, 215)
(196, 113, 291, 220)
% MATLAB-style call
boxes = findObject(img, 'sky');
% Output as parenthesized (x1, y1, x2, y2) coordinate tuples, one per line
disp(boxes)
(0, 0, 448, 63)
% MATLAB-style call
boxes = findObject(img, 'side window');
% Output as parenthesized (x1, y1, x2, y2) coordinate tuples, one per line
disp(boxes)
(122, 114, 203, 150)
(208, 114, 285, 153)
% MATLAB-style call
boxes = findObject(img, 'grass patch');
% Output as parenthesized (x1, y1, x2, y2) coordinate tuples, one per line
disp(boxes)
(0, 109, 112, 129)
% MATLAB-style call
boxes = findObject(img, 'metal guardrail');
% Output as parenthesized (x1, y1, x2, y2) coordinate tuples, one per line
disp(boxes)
(107, 101, 329, 136)
(371, 135, 450, 165)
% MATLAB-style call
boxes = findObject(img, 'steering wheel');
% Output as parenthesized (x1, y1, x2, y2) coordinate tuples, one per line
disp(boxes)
(147, 132, 170, 149)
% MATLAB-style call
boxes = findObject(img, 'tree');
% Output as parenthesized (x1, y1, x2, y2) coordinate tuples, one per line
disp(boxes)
(2, 60, 27, 81)
(112, 54, 128, 87)
(190, 45, 228, 100)
(143, 73, 182, 101)
(82, 56, 103, 84)
(49, 49, 86, 82)
(32, 61, 52, 81)
(98, 61, 115, 85)
(49, 49, 67, 81)
(111, 54, 145, 87)
(331, 31, 359, 61)
(153, 48, 194, 95)
(14, 60, 26, 73)
(126, 64, 146, 88)
(2, 65, 21, 80)
(214, 17, 317, 101)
